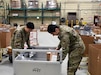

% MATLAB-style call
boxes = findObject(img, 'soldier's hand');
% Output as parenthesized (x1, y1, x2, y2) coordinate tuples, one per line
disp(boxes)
(56, 47, 60, 50)
(27, 47, 32, 49)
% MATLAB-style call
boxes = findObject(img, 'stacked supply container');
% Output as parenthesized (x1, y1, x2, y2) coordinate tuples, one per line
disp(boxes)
(28, 0, 39, 8)
(45, 0, 58, 9)
(10, 0, 21, 8)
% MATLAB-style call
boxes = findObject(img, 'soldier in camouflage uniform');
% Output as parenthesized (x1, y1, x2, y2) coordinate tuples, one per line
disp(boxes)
(11, 22, 34, 49)
(47, 24, 85, 75)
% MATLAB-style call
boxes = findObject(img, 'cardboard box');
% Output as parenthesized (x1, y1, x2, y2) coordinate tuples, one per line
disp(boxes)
(88, 44, 101, 75)
(0, 25, 13, 48)
(0, 32, 11, 48)
(10, 27, 16, 37)
(0, 33, 2, 61)
(80, 35, 94, 56)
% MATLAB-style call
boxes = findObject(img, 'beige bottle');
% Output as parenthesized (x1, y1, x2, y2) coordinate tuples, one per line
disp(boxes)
(47, 52, 52, 61)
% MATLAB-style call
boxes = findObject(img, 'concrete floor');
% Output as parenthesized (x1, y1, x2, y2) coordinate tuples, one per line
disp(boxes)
(0, 30, 88, 75)
(0, 57, 14, 75)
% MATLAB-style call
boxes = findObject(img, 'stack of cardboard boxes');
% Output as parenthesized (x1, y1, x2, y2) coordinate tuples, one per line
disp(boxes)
(0, 24, 15, 61)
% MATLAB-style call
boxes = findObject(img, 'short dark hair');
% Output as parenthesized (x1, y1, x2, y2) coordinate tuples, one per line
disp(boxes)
(13, 23, 18, 27)
(26, 22, 34, 29)
(47, 24, 59, 33)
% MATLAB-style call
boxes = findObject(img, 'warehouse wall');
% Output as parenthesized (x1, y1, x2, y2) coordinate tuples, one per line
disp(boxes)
(3, 0, 101, 28)
(61, 2, 101, 23)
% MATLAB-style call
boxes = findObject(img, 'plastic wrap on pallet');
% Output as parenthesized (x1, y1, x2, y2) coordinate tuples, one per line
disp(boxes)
(46, 0, 58, 9)
(29, 31, 38, 46)
(28, 0, 39, 8)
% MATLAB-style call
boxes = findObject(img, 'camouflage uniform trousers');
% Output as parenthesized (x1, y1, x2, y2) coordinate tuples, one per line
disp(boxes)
(67, 48, 83, 75)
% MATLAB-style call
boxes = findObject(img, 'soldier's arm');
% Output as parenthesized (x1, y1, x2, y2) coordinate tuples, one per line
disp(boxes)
(57, 43, 61, 50)
(57, 35, 62, 50)
(14, 31, 23, 49)
(60, 33, 70, 60)
(26, 33, 30, 48)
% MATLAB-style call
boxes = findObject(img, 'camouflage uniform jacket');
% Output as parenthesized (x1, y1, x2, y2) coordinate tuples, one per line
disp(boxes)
(11, 26, 30, 49)
(58, 25, 85, 59)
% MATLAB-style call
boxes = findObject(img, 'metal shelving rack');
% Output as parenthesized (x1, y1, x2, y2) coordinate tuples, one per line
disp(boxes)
(42, 2, 61, 24)
(6, 2, 61, 25)
(0, 0, 5, 23)
(6, 4, 26, 24)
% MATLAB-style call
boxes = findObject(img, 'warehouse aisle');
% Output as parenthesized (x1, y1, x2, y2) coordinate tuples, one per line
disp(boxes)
(0, 31, 88, 75)
(0, 57, 14, 75)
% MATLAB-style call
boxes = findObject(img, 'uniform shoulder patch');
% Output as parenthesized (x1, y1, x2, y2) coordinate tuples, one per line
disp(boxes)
(16, 34, 21, 37)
